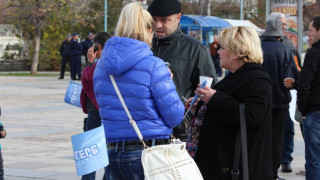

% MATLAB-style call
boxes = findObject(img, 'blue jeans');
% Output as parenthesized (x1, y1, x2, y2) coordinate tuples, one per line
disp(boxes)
(304, 111, 320, 180)
(281, 110, 295, 163)
(212, 56, 222, 77)
(108, 149, 144, 180)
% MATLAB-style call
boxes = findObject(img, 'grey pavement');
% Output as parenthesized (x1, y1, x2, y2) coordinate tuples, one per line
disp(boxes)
(0, 73, 305, 179)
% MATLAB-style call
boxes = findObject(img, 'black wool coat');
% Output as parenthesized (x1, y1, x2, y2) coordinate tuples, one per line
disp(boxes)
(194, 63, 273, 180)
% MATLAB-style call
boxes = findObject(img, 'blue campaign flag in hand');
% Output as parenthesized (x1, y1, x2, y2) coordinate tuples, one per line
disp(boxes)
(65, 80, 82, 108)
(71, 125, 109, 176)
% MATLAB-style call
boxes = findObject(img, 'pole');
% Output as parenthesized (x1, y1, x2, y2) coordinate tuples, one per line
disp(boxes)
(104, 0, 107, 32)
(240, 0, 243, 20)
(266, 0, 270, 20)
(298, 0, 303, 59)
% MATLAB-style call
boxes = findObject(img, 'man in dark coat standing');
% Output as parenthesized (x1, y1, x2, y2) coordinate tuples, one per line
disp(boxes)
(58, 34, 72, 79)
(148, 0, 217, 141)
(297, 16, 320, 180)
(81, 32, 93, 65)
(261, 18, 300, 180)
(70, 33, 82, 80)
(266, 12, 302, 173)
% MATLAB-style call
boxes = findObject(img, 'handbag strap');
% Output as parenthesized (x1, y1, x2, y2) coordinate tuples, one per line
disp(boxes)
(109, 75, 147, 148)
(232, 104, 249, 180)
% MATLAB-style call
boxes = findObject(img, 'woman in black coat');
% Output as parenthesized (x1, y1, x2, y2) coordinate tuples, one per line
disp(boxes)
(186, 26, 273, 180)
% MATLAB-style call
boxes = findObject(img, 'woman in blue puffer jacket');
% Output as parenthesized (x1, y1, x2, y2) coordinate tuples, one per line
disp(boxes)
(93, 2, 184, 179)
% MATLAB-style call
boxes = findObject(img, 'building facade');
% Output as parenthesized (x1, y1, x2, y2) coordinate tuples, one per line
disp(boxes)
(0, 24, 23, 60)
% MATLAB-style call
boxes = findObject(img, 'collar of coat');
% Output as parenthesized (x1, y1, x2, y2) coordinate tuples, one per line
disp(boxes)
(312, 40, 320, 50)
(152, 24, 182, 46)
(214, 63, 272, 94)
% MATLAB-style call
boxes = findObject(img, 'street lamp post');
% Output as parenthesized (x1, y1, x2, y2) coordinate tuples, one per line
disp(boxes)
(104, 0, 107, 32)
(240, 0, 243, 20)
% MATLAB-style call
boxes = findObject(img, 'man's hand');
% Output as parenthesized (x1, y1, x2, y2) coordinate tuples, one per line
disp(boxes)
(284, 78, 295, 88)
(168, 67, 173, 79)
(87, 46, 98, 63)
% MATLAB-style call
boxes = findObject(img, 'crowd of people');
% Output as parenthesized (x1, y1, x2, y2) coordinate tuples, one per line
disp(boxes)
(56, 0, 320, 180)
(58, 32, 96, 80)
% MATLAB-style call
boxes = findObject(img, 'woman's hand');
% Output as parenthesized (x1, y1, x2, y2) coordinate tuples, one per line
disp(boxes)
(87, 46, 98, 63)
(185, 97, 199, 114)
(195, 85, 216, 104)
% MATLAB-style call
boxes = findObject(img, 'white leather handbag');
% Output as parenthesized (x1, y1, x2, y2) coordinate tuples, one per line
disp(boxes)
(109, 75, 203, 180)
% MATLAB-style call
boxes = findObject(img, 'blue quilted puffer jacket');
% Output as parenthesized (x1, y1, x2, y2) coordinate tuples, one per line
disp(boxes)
(93, 37, 184, 143)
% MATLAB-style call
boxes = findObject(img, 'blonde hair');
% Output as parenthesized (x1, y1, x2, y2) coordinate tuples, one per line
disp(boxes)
(218, 26, 263, 64)
(115, 2, 154, 46)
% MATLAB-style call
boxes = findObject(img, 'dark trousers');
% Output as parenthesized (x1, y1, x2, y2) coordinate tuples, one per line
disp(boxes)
(272, 108, 288, 180)
(71, 55, 82, 80)
(60, 56, 71, 78)
(281, 110, 295, 163)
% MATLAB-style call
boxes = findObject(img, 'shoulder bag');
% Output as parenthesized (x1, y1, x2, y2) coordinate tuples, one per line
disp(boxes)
(232, 104, 249, 180)
(109, 75, 203, 180)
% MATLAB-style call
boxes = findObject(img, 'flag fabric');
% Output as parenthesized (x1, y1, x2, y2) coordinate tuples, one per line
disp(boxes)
(64, 80, 82, 108)
(71, 125, 109, 176)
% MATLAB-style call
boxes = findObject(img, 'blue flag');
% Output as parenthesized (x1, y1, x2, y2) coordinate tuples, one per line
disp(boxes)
(65, 80, 82, 108)
(71, 125, 109, 176)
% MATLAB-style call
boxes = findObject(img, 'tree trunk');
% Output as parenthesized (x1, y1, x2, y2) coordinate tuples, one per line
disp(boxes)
(30, 29, 41, 75)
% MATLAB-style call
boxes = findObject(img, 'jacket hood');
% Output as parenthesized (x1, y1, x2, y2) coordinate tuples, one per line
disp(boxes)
(99, 36, 153, 75)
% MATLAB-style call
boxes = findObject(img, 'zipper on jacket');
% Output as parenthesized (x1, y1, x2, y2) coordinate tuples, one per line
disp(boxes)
(156, 39, 160, 57)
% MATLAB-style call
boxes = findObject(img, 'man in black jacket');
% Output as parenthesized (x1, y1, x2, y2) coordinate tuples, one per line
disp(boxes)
(148, 0, 217, 141)
(70, 33, 83, 80)
(261, 18, 300, 180)
(266, 12, 302, 174)
(297, 16, 320, 180)
(58, 34, 72, 79)
(81, 32, 93, 65)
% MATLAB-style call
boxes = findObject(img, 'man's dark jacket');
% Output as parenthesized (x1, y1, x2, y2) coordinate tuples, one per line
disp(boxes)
(195, 63, 273, 180)
(261, 37, 300, 109)
(152, 27, 217, 141)
(81, 38, 93, 59)
(281, 36, 302, 67)
(297, 40, 320, 116)
(70, 39, 83, 57)
(59, 40, 71, 57)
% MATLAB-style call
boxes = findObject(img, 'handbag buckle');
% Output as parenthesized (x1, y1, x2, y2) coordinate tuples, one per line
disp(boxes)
(231, 170, 239, 175)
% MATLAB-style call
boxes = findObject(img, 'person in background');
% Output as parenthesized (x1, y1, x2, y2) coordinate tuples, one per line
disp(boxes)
(58, 34, 72, 79)
(147, 0, 217, 142)
(293, 33, 313, 145)
(70, 33, 83, 80)
(81, 32, 94, 65)
(210, 35, 222, 77)
(0, 107, 6, 180)
(261, 18, 300, 180)
(297, 16, 320, 180)
(80, 32, 111, 180)
(93, 3, 184, 179)
(266, 12, 302, 173)
(186, 26, 273, 180)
